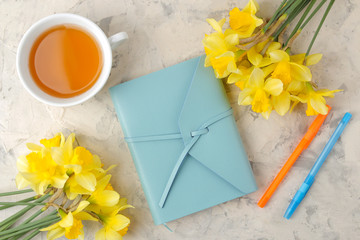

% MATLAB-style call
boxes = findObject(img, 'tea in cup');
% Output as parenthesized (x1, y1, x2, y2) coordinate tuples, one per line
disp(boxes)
(17, 13, 128, 107)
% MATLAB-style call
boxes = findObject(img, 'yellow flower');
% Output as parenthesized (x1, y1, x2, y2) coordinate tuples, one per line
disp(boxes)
(87, 175, 120, 208)
(270, 50, 312, 86)
(94, 198, 134, 240)
(247, 40, 273, 68)
(290, 53, 323, 66)
(228, 63, 253, 87)
(16, 135, 68, 194)
(271, 91, 291, 116)
(203, 18, 240, 78)
(292, 83, 342, 116)
(238, 68, 283, 119)
(51, 134, 102, 199)
(258, 49, 321, 116)
(229, 0, 263, 38)
(26, 133, 64, 153)
(41, 201, 98, 240)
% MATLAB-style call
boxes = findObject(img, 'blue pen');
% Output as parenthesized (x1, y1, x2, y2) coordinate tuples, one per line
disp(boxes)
(284, 112, 352, 219)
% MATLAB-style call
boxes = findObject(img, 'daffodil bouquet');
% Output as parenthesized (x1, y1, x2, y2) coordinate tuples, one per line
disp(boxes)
(203, 0, 341, 119)
(0, 133, 132, 240)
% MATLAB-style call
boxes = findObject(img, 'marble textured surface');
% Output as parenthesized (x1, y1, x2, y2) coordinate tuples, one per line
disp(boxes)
(1, 0, 359, 239)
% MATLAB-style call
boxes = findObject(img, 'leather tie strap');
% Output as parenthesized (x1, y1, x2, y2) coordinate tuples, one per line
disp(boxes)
(124, 108, 233, 208)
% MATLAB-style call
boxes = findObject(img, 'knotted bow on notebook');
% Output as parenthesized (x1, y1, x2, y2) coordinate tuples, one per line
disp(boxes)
(125, 108, 233, 208)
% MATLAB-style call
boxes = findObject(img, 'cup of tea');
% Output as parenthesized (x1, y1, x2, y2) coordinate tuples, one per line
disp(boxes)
(16, 13, 128, 107)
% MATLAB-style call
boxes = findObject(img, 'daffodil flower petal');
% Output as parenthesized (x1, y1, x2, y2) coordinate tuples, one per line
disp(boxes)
(291, 94, 307, 103)
(287, 80, 305, 93)
(269, 50, 290, 63)
(26, 143, 42, 152)
(243, 0, 260, 14)
(51, 174, 69, 189)
(109, 214, 131, 231)
(247, 47, 263, 66)
(15, 173, 30, 189)
(225, 33, 239, 45)
(74, 201, 90, 214)
(227, 73, 241, 84)
(290, 53, 305, 65)
(96, 175, 112, 191)
(248, 68, 265, 88)
(64, 133, 75, 159)
(206, 18, 225, 33)
(310, 95, 328, 115)
(92, 190, 120, 207)
(64, 164, 82, 174)
(262, 64, 276, 77)
(272, 91, 291, 116)
(95, 228, 122, 240)
(316, 89, 342, 97)
(59, 212, 74, 228)
(266, 42, 282, 56)
(258, 57, 272, 68)
(46, 228, 66, 240)
(289, 62, 312, 82)
(16, 155, 28, 172)
(306, 53, 322, 66)
(51, 147, 66, 166)
(264, 78, 283, 96)
(238, 88, 253, 105)
(76, 211, 99, 221)
(75, 172, 97, 192)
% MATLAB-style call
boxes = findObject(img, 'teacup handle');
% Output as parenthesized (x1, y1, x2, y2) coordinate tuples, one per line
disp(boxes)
(108, 32, 128, 50)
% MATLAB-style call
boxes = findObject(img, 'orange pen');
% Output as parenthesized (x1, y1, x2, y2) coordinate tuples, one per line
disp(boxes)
(257, 106, 331, 208)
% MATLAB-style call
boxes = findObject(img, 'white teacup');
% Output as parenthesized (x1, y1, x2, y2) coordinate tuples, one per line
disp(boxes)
(16, 13, 128, 107)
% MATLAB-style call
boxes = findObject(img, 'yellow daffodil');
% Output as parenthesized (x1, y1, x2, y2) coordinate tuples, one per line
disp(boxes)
(292, 83, 342, 116)
(247, 40, 273, 68)
(238, 68, 283, 119)
(271, 91, 291, 116)
(51, 134, 103, 199)
(269, 50, 312, 85)
(227, 59, 253, 87)
(87, 175, 120, 208)
(41, 201, 98, 240)
(290, 53, 323, 66)
(16, 134, 68, 194)
(25, 133, 64, 153)
(229, 0, 263, 38)
(94, 198, 134, 240)
(203, 18, 240, 78)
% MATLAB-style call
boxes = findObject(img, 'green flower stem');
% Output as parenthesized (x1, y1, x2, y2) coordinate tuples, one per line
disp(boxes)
(8, 210, 57, 240)
(284, 0, 306, 16)
(0, 217, 18, 232)
(284, 0, 317, 47)
(23, 229, 40, 240)
(306, 0, 335, 56)
(0, 202, 45, 206)
(273, 0, 310, 40)
(0, 189, 33, 197)
(275, 0, 296, 20)
(0, 194, 49, 229)
(0, 196, 36, 211)
(0, 217, 60, 240)
(0, 213, 58, 236)
(300, 0, 327, 30)
(263, 0, 288, 32)
(8, 208, 57, 240)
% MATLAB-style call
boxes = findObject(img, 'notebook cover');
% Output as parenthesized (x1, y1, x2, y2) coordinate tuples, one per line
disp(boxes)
(109, 55, 257, 225)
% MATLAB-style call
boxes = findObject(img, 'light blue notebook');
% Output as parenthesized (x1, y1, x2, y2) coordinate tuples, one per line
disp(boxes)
(109, 55, 257, 225)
